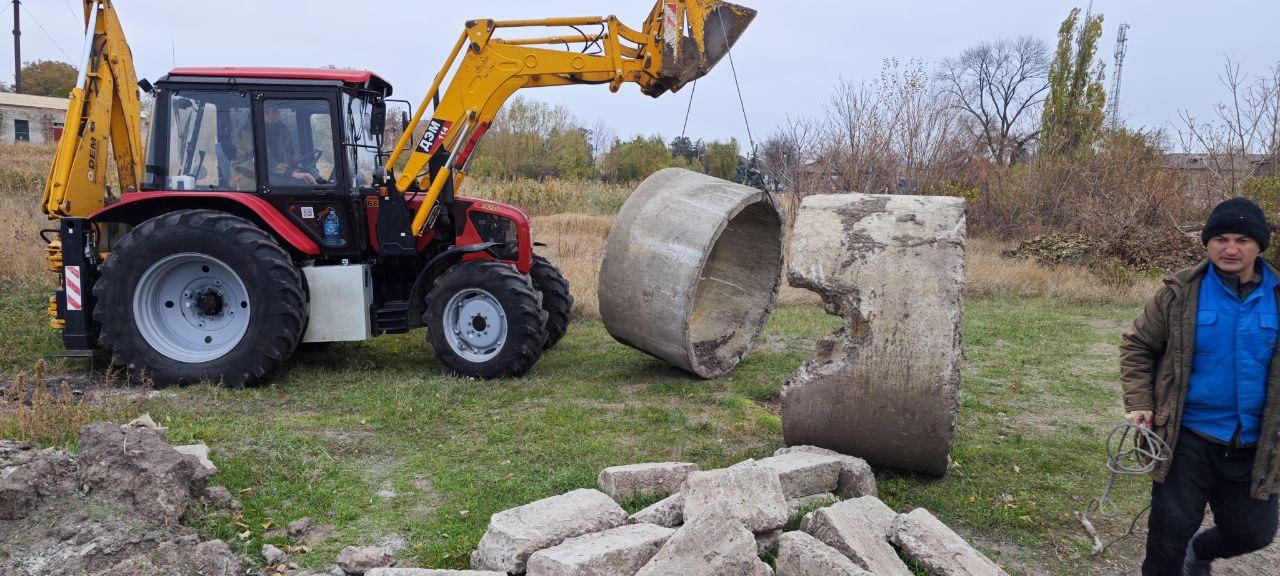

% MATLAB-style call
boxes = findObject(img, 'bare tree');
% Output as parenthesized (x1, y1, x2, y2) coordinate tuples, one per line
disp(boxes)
(1177, 58, 1280, 197)
(938, 36, 1050, 165)
(821, 60, 969, 195)
(759, 117, 824, 196)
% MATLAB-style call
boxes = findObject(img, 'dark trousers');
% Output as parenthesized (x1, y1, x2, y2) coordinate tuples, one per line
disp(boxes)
(1142, 429, 1279, 575)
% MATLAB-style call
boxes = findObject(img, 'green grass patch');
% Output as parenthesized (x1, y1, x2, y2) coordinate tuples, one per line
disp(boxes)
(0, 284, 1150, 574)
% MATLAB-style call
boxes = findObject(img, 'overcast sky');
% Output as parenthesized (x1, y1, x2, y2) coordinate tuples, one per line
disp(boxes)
(5, 1, 1279, 148)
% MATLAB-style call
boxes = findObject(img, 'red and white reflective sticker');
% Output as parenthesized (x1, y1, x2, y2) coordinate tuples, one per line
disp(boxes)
(65, 265, 82, 311)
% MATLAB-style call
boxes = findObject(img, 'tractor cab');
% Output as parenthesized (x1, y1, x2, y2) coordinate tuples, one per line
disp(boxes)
(139, 68, 396, 258)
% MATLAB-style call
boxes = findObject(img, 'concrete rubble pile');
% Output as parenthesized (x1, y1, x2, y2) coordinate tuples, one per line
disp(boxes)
(402, 446, 1008, 576)
(0, 420, 242, 575)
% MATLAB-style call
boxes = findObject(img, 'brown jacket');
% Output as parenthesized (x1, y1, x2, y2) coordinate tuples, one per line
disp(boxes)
(1119, 259, 1280, 500)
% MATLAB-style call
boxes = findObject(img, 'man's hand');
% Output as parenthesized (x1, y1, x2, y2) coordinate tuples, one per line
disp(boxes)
(1125, 410, 1154, 428)
(292, 171, 318, 185)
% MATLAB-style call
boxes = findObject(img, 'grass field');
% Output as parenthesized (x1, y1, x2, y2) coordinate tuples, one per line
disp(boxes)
(1, 275, 1170, 575)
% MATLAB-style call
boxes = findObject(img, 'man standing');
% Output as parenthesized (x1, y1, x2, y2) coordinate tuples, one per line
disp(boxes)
(1121, 197, 1280, 575)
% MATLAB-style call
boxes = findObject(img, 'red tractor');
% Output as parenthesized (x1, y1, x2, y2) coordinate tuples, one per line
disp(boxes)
(44, 1, 755, 386)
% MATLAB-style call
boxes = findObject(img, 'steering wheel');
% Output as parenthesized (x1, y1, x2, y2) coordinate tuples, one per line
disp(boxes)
(295, 149, 329, 185)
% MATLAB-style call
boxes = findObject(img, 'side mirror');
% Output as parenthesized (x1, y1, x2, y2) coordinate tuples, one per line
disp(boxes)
(371, 100, 386, 136)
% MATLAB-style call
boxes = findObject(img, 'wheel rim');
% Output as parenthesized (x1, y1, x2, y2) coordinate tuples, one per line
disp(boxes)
(442, 287, 507, 363)
(133, 253, 251, 363)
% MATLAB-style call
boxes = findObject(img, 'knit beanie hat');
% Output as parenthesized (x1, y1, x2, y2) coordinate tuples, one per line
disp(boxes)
(1202, 197, 1271, 251)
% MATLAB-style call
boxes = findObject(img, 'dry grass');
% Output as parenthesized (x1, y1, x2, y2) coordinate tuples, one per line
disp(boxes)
(465, 177, 633, 217)
(966, 237, 1162, 305)
(0, 360, 147, 446)
(0, 143, 58, 285)
(532, 214, 614, 320)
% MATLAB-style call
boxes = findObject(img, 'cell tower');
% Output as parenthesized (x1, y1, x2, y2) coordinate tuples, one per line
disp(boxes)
(1108, 23, 1130, 130)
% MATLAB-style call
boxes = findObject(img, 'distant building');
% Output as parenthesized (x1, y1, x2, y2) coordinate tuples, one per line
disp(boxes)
(0, 93, 69, 144)
(1165, 152, 1277, 209)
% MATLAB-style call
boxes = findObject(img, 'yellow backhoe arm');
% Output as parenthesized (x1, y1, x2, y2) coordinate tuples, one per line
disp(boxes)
(384, 0, 756, 235)
(41, 0, 144, 218)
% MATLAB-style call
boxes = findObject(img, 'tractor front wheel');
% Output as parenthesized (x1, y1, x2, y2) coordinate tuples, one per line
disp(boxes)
(94, 210, 306, 387)
(424, 261, 548, 378)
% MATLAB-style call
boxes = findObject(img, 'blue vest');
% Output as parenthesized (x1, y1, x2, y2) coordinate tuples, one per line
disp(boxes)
(1184, 263, 1278, 445)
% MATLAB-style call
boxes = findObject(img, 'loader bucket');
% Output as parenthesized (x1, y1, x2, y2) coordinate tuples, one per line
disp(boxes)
(643, 0, 757, 97)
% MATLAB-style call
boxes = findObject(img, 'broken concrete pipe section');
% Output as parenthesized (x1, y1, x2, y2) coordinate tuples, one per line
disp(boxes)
(462, 446, 1007, 576)
(782, 193, 967, 476)
(598, 168, 785, 378)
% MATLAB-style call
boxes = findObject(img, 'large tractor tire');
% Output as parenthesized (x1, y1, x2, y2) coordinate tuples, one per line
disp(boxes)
(94, 210, 306, 387)
(530, 254, 573, 349)
(424, 261, 548, 379)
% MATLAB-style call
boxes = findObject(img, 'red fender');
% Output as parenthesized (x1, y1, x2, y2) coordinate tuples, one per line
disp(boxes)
(91, 192, 321, 255)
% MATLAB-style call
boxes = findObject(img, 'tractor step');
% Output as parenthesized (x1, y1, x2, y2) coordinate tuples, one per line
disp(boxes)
(373, 300, 413, 335)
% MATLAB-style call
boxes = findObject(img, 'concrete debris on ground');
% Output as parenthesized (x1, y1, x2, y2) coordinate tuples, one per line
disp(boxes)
(681, 461, 789, 533)
(891, 508, 1010, 576)
(337, 545, 396, 574)
(2, 424, 1004, 576)
(471, 488, 628, 574)
(627, 492, 684, 528)
(633, 512, 772, 576)
(596, 461, 699, 503)
(448, 446, 1006, 576)
(598, 168, 785, 378)
(801, 497, 912, 575)
(0, 426, 242, 575)
(526, 523, 674, 576)
(782, 193, 966, 476)
(775, 531, 871, 576)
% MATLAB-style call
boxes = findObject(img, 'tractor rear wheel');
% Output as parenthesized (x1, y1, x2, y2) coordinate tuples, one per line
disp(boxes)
(94, 210, 306, 387)
(530, 254, 573, 349)
(424, 261, 547, 378)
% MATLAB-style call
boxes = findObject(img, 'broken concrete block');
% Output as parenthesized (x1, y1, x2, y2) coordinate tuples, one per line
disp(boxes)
(787, 493, 840, 519)
(774, 445, 876, 498)
(526, 523, 674, 576)
(681, 462, 789, 533)
(775, 531, 872, 576)
(367, 570, 505, 576)
(891, 508, 1008, 576)
(262, 543, 288, 565)
(628, 492, 683, 528)
(782, 193, 965, 476)
(633, 513, 772, 576)
(337, 545, 394, 574)
(803, 497, 912, 576)
(754, 451, 843, 498)
(599, 168, 785, 378)
(173, 444, 217, 478)
(472, 488, 628, 574)
(756, 529, 783, 557)
(597, 462, 699, 503)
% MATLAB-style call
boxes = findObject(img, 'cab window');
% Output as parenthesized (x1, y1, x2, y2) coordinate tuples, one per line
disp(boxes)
(343, 94, 379, 192)
(263, 99, 336, 187)
(165, 90, 255, 191)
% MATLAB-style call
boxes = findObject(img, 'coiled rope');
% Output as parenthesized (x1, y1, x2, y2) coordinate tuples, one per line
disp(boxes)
(1079, 422, 1171, 555)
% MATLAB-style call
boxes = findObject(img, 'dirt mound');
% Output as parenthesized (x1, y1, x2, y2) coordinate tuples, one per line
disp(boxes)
(0, 423, 242, 575)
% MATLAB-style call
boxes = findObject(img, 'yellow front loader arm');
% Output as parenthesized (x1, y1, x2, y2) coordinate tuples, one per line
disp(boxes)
(41, 0, 144, 218)
(384, 0, 756, 236)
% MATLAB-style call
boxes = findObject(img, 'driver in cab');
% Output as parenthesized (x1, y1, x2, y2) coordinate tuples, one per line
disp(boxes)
(264, 101, 318, 185)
